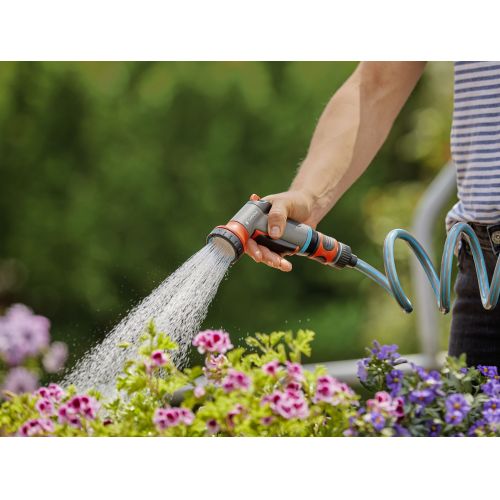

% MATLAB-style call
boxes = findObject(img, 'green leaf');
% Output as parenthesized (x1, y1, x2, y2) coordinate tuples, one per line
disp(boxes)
(270, 331, 285, 347)
(156, 333, 178, 351)
(245, 337, 261, 349)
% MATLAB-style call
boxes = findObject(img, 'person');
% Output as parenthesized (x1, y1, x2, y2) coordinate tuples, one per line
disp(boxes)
(246, 61, 500, 367)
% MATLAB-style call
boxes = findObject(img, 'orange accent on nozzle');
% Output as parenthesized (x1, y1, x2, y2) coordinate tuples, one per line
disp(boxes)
(310, 233, 339, 264)
(249, 193, 261, 201)
(218, 221, 250, 251)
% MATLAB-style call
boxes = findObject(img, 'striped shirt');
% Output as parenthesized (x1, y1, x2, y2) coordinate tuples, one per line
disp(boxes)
(446, 61, 500, 230)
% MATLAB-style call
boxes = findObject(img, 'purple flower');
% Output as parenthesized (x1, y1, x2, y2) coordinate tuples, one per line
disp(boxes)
(18, 418, 54, 437)
(478, 365, 498, 379)
(153, 407, 195, 431)
(262, 360, 280, 376)
(445, 410, 466, 425)
(206, 419, 220, 435)
(357, 358, 369, 382)
(0, 304, 50, 365)
(393, 424, 411, 437)
(386, 369, 403, 396)
(422, 370, 443, 392)
(445, 394, 470, 415)
(42, 341, 68, 373)
(222, 369, 251, 393)
(481, 379, 500, 397)
(426, 421, 442, 437)
(367, 411, 385, 431)
(2, 367, 38, 394)
(370, 341, 400, 363)
(151, 350, 168, 367)
(445, 394, 470, 425)
(468, 419, 488, 436)
(192, 329, 233, 355)
(483, 408, 500, 426)
(285, 361, 304, 382)
(484, 398, 500, 412)
(409, 389, 435, 406)
(483, 399, 500, 425)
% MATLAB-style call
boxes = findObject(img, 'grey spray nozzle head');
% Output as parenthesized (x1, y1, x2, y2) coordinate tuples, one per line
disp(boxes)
(207, 226, 245, 263)
(206, 200, 271, 263)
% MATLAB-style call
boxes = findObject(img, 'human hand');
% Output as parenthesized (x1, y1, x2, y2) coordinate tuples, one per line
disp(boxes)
(246, 191, 316, 272)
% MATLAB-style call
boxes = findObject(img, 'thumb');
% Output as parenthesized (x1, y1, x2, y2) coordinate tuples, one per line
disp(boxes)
(266, 198, 289, 239)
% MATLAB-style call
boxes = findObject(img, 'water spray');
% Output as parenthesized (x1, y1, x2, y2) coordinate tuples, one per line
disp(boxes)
(208, 195, 500, 315)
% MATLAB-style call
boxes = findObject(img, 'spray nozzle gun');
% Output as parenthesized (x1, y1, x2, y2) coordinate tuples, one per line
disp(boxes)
(207, 195, 358, 269)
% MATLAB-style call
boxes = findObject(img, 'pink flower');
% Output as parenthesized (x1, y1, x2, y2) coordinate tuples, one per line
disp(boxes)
(193, 330, 233, 355)
(37, 383, 64, 402)
(206, 419, 220, 435)
(18, 418, 54, 437)
(203, 353, 228, 382)
(36, 398, 54, 416)
(366, 391, 404, 419)
(194, 386, 206, 398)
(285, 381, 302, 393)
(222, 369, 251, 393)
(393, 397, 405, 419)
(313, 375, 353, 405)
(153, 407, 194, 431)
(179, 407, 195, 425)
(262, 388, 310, 420)
(58, 395, 99, 428)
(260, 416, 274, 426)
(262, 360, 280, 376)
(227, 404, 245, 429)
(151, 350, 168, 367)
(58, 405, 82, 428)
(285, 361, 304, 382)
(68, 395, 99, 419)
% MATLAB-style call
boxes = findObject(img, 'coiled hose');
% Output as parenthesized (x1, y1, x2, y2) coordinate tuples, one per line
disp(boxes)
(352, 222, 500, 314)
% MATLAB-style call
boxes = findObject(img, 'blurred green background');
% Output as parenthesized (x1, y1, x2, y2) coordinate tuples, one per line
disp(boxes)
(0, 62, 455, 370)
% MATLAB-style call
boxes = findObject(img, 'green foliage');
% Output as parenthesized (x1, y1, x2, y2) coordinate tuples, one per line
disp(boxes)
(1, 323, 498, 437)
(0, 323, 358, 437)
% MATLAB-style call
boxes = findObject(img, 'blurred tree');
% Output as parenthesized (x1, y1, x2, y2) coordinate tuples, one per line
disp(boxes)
(0, 62, 453, 369)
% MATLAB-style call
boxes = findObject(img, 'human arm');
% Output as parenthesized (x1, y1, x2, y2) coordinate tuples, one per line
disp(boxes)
(247, 61, 427, 271)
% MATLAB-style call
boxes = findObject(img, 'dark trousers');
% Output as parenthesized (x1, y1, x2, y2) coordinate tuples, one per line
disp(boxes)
(449, 224, 500, 367)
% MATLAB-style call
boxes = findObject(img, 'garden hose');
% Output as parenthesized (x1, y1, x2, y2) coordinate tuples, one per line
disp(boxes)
(207, 196, 500, 314)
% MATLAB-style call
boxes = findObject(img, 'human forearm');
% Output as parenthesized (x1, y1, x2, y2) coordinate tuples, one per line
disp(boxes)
(291, 61, 426, 225)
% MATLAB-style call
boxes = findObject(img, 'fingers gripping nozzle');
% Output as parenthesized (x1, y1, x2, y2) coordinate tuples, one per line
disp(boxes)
(207, 195, 357, 269)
